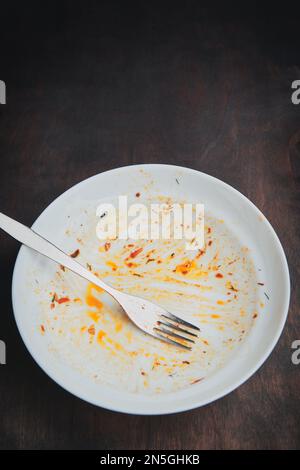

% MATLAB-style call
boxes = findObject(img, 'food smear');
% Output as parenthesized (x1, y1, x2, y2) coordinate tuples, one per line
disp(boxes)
(35, 197, 262, 395)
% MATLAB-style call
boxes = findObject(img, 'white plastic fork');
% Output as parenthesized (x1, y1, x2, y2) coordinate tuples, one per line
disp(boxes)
(0, 212, 200, 350)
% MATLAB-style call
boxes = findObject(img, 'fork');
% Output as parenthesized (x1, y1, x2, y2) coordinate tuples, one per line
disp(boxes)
(0, 212, 200, 350)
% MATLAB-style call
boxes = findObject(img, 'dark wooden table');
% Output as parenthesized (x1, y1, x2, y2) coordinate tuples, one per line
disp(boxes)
(0, 1, 299, 450)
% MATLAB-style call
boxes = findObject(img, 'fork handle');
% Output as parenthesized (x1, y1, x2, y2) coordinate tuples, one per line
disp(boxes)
(0, 212, 120, 299)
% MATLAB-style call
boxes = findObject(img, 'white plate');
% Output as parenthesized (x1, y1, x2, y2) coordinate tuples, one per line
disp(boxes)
(12, 164, 290, 414)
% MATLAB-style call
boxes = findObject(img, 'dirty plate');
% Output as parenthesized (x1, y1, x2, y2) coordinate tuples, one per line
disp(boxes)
(12, 164, 290, 414)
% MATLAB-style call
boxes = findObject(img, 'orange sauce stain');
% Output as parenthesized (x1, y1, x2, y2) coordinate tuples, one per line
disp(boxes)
(87, 311, 101, 322)
(126, 331, 133, 343)
(85, 283, 104, 311)
(175, 260, 196, 275)
(106, 261, 118, 271)
(107, 337, 123, 351)
(97, 330, 106, 343)
(115, 322, 123, 333)
(88, 325, 95, 335)
(125, 261, 138, 268)
(196, 270, 209, 278)
(130, 350, 138, 357)
(217, 300, 225, 305)
(211, 314, 220, 318)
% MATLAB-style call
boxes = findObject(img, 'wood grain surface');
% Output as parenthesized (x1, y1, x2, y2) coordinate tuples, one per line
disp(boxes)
(0, 1, 299, 450)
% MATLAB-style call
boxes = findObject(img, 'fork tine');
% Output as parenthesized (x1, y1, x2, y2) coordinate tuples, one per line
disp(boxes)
(158, 320, 198, 338)
(153, 330, 192, 350)
(161, 313, 200, 331)
(154, 326, 195, 344)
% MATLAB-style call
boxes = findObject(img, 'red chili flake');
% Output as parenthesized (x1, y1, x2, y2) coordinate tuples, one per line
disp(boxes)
(207, 227, 211, 234)
(182, 361, 190, 365)
(146, 258, 155, 264)
(57, 297, 70, 304)
(130, 247, 143, 258)
(135, 192, 141, 198)
(215, 273, 223, 278)
(104, 242, 111, 252)
(70, 249, 80, 258)
(126, 261, 137, 268)
(50, 303, 55, 309)
(60, 265, 66, 272)
(196, 249, 205, 259)
(253, 313, 258, 319)
(208, 240, 213, 246)
(40, 325, 45, 333)
(140, 371, 146, 376)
